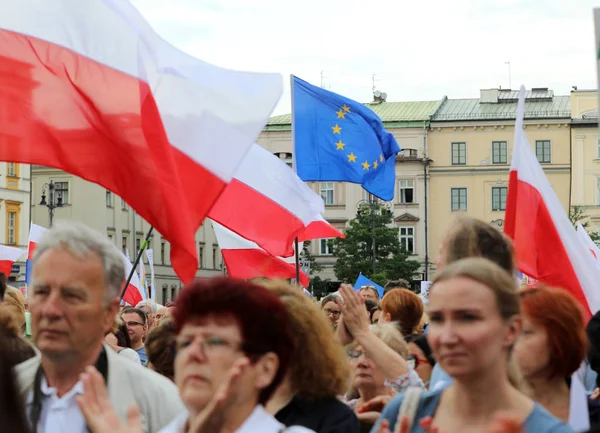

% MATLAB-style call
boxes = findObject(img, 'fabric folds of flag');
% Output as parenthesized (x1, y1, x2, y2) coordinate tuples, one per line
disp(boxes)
(0, 245, 25, 277)
(292, 76, 401, 201)
(504, 86, 600, 317)
(26, 223, 47, 285)
(208, 144, 344, 257)
(212, 221, 310, 287)
(0, 0, 282, 282)
(119, 248, 145, 307)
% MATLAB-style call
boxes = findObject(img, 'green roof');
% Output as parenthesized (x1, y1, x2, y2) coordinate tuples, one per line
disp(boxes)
(266, 99, 444, 127)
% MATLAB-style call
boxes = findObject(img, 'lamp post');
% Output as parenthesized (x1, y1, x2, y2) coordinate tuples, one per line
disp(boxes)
(356, 194, 392, 275)
(39, 180, 63, 227)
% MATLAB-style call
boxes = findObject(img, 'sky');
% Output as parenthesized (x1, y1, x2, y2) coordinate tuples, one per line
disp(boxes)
(132, 0, 600, 115)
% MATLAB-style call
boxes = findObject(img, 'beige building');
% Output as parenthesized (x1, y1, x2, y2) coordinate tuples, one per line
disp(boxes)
(427, 88, 571, 275)
(571, 89, 600, 232)
(31, 166, 224, 304)
(259, 96, 445, 284)
(0, 162, 31, 285)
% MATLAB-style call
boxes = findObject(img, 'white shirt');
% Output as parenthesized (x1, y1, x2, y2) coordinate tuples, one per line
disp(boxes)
(26, 377, 86, 433)
(118, 347, 142, 364)
(158, 405, 315, 433)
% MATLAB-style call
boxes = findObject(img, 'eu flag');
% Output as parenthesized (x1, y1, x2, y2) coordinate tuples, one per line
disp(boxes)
(292, 76, 401, 201)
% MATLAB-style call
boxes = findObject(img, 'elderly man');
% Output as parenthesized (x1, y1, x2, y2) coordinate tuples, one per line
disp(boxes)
(15, 222, 184, 433)
(358, 285, 379, 303)
(136, 299, 157, 330)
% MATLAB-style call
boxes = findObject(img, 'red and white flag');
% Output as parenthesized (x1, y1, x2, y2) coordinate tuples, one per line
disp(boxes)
(28, 223, 47, 260)
(505, 86, 600, 317)
(212, 221, 310, 287)
(0, 0, 282, 282)
(208, 144, 344, 257)
(576, 223, 600, 262)
(0, 245, 25, 277)
(119, 248, 145, 307)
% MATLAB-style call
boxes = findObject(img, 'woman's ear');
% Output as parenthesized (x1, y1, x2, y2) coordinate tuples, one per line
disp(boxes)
(254, 352, 279, 391)
(504, 315, 522, 348)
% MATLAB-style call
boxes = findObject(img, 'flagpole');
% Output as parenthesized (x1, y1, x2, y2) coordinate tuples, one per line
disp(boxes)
(294, 237, 300, 284)
(120, 226, 154, 301)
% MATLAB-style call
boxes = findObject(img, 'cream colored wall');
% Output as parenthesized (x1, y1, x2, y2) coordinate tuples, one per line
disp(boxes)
(31, 168, 223, 304)
(427, 121, 571, 272)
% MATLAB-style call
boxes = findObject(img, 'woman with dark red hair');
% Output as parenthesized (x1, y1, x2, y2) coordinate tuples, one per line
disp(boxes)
(515, 285, 600, 430)
(76, 277, 315, 433)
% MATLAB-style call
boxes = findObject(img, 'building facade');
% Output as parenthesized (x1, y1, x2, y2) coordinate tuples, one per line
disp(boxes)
(31, 166, 224, 304)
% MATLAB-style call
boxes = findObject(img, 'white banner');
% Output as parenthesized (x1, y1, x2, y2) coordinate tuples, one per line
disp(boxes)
(145, 249, 156, 301)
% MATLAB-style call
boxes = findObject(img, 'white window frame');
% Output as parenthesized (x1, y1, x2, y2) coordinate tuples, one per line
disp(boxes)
(7, 163, 16, 177)
(319, 238, 333, 256)
(121, 198, 128, 211)
(451, 188, 467, 211)
(398, 179, 415, 204)
(106, 190, 113, 207)
(535, 140, 551, 164)
(492, 141, 508, 164)
(7, 211, 16, 245)
(451, 142, 467, 165)
(319, 182, 335, 205)
(491, 186, 508, 211)
(399, 226, 416, 254)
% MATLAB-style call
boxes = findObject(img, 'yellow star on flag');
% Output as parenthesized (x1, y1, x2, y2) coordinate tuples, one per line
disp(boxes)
(373, 161, 379, 169)
(336, 109, 346, 119)
(379, 154, 384, 162)
(362, 161, 370, 170)
(332, 124, 342, 134)
(347, 153, 357, 162)
(336, 140, 345, 150)
(342, 104, 351, 113)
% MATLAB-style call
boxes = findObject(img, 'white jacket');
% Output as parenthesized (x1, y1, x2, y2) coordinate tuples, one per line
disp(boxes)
(15, 344, 184, 433)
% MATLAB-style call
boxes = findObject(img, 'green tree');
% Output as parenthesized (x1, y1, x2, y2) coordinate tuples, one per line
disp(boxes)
(332, 202, 421, 286)
(569, 205, 599, 243)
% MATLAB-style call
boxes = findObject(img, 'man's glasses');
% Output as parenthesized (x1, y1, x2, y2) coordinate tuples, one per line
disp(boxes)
(125, 321, 145, 328)
(324, 308, 341, 318)
(407, 353, 430, 369)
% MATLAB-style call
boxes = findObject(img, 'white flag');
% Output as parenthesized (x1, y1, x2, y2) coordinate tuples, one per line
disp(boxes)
(145, 249, 156, 301)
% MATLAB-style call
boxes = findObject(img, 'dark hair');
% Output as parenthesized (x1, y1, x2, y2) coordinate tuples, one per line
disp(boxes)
(165, 301, 176, 308)
(384, 279, 410, 295)
(320, 294, 339, 308)
(114, 319, 132, 348)
(364, 299, 379, 312)
(0, 337, 31, 432)
(0, 308, 35, 366)
(0, 273, 6, 300)
(404, 333, 435, 366)
(173, 277, 293, 405)
(121, 307, 147, 325)
(369, 305, 382, 323)
(145, 319, 176, 381)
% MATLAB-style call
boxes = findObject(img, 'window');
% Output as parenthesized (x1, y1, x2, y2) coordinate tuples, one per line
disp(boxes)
(108, 233, 113, 244)
(398, 180, 414, 204)
(106, 190, 113, 207)
(121, 236, 128, 255)
(7, 211, 16, 245)
(54, 182, 69, 204)
(399, 227, 415, 254)
(319, 182, 335, 205)
(7, 163, 16, 177)
(275, 152, 293, 168)
(199, 243, 204, 268)
(451, 188, 467, 211)
(451, 142, 466, 165)
(596, 178, 600, 205)
(319, 238, 333, 256)
(162, 286, 168, 304)
(535, 140, 551, 163)
(121, 198, 128, 210)
(136, 237, 141, 253)
(161, 241, 165, 264)
(212, 246, 218, 269)
(492, 141, 507, 164)
(492, 187, 508, 211)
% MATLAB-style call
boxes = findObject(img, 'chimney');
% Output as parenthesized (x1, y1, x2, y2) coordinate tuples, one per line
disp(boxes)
(480, 88, 499, 104)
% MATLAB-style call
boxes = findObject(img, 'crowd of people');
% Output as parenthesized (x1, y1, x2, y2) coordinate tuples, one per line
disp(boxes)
(0, 217, 599, 432)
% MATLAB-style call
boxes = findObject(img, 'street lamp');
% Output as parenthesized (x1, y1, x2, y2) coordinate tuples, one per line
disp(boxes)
(40, 180, 63, 226)
(356, 194, 392, 275)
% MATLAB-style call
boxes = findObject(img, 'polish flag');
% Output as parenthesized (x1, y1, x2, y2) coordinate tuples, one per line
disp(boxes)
(118, 248, 145, 307)
(208, 144, 344, 258)
(0, 245, 25, 277)
(576, 223, 600, 262)
(0, 0, 282, 283)
(505, 86, 600, 318)
(27, 223, 47, 260)
(212, 221, 310, 287)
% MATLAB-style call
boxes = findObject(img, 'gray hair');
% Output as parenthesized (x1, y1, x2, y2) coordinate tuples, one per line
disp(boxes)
(31, 221, 125, 302)
(136, 299, 158, 315)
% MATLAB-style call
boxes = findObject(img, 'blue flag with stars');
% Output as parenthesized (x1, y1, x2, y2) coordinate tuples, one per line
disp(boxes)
(292, 76, 401, 201)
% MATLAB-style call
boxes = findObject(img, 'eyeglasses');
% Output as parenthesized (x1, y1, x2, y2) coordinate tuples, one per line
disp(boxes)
(324, 308, 341, 318)
(347, 349, 369, 359)
(125, 321, 145, 328)
(407, 353, 430, 369)
(175, 335, 245, 358)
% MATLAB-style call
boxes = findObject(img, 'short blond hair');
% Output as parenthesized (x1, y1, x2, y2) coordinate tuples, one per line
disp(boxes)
(348, 322, 409, 360)
(3, 286, 25, 329)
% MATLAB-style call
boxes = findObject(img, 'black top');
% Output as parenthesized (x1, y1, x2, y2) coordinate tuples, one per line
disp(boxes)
(275, 395, 359, 433)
